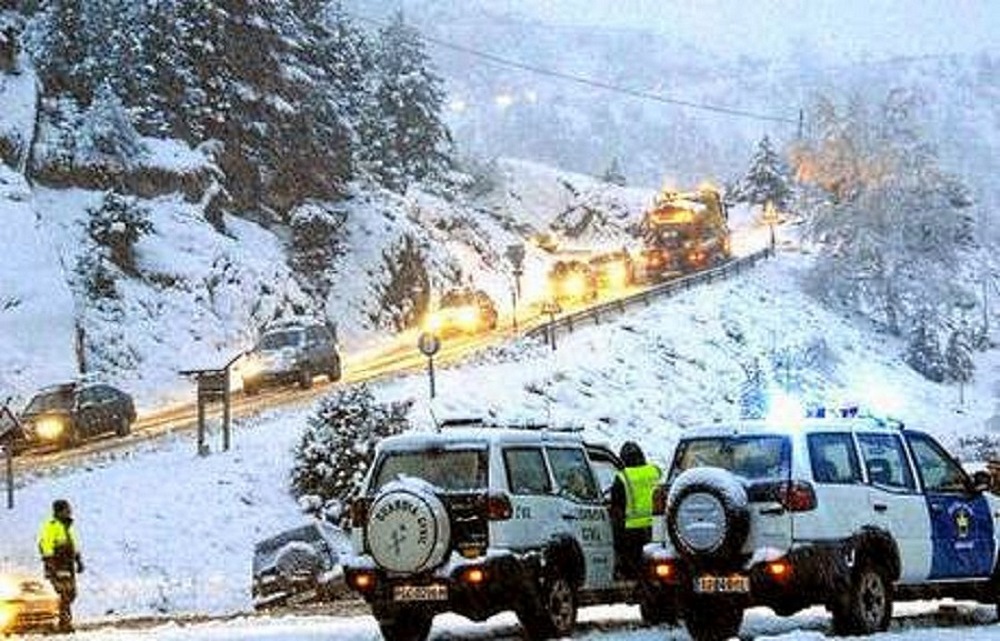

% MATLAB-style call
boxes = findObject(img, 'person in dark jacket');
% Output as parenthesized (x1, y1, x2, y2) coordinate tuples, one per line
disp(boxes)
(37, 499, 84, 633)
(610, 441, 662, 578)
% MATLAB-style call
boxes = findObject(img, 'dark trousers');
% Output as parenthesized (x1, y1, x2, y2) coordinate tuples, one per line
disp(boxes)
(616, 526, 652, 579)
(50, 572, 77, 631)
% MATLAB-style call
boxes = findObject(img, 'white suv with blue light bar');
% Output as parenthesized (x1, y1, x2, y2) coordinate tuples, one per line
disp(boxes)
(644, 410, 1000, 641)
(341, 420, 674, 641)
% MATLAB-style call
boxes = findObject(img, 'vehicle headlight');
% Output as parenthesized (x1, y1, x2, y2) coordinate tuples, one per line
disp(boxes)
(424, 314, 443, 333)
(34, 417, 66, 441)
(457, 306, 479, 330)
(606, 263, 628, 287)
(0, 602, 16, 631)
(0, 575, 20, 600)
(565, 274, 586, 297)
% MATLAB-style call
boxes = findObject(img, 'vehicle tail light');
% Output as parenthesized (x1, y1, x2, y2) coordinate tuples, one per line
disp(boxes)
(777, 481, 816, 512)
(461, 567, 486, 585)
(766, 560, 791, 580)
(349, 570, 375, 593)
(350, 497, 371, 527)
(484, 492, 512, 521)
(651, 484, 668, 516)
(651, 560, 677, 583)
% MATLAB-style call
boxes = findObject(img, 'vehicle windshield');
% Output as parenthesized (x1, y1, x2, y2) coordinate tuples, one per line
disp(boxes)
(440, 291, 474, 307)
(372, 447, 488, 492)
(24, 389, 73, 414)
(258, 330, 304, 350)
(671, 435, 791, 482)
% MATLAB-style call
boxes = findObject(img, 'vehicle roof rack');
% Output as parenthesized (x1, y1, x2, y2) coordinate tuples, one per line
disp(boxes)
(436, 417, 584, 433)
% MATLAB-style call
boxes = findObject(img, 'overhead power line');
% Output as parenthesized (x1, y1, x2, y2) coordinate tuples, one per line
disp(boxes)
(348, 12, 799, 126)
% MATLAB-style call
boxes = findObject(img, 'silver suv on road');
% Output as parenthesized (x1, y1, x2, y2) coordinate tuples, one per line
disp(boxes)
(644, 411, 1000, 641)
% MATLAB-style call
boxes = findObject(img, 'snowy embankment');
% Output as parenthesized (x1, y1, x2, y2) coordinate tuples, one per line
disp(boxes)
(2, 246, 999, 630)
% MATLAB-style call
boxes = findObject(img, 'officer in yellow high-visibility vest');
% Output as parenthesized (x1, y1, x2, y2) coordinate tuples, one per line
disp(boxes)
(38, 499, 84, 633)
(611, 441, 662, 579)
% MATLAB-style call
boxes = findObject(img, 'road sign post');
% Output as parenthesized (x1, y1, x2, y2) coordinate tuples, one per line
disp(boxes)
(418, 332, 441, 399)
(180, 351, 241, 455)
(540, 300, 562, 351)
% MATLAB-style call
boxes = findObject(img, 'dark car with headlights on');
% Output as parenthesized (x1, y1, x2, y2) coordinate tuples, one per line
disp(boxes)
(252, 519, 351, 610)
(19, 382, 136, 450)
(241, 320, 341, 395)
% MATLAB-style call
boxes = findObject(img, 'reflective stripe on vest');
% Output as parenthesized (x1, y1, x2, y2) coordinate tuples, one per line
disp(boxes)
(621, 464, 660, 529)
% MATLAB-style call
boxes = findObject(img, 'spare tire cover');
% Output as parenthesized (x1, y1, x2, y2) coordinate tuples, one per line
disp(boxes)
(667, 467, 749, 561)
(367, 481, 451, 573)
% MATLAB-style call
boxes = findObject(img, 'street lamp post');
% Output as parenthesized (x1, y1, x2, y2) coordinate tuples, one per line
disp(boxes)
(506, 244, 525, 334)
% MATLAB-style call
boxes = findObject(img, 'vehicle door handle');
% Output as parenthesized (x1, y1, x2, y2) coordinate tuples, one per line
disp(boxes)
(561, 513, 578, 521)
(930, 504, 943, 513)
(873, 503, 887, 513)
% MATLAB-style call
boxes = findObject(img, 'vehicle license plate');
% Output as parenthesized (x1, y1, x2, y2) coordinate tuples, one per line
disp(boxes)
(694, 575, 750, 594)
(393, 584, 448, 602)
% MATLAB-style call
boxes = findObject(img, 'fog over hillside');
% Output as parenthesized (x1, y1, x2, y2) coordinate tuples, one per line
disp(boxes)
(348, 0, 1000, 229)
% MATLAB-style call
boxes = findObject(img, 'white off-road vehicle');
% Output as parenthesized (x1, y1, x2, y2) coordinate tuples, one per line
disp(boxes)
(341, 420, 674, 641)
(644, 411, 1000, 641)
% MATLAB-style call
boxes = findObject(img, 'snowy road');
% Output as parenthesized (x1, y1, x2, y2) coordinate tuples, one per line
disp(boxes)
(50, 601, 1000, 640)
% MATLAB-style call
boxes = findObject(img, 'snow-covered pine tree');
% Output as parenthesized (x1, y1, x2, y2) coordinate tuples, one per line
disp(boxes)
(369, 233, 431, 332)
(290, 384, 412, 506)
(76, 81, 145, 168)
(85, 190, 153, 274)
(732, 135, 791, 209)
(906, 313, 946, 382)
(24, 0, 88, 100)
(601, 157, 627, 186)
(288, 202, 346, 301)
(360, 10, 453, 192)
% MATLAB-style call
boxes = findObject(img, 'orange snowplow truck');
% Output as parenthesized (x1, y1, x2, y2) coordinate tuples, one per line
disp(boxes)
(639, 185, 731, 281)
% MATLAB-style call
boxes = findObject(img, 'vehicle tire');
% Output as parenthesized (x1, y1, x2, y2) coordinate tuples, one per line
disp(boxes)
(327, 359, 341, 383)
(115, 415, 131, 437)
(518, 570, 577, 640)
(831, 561, 893, 635)
(366, 482, 451, 574)
(298, 367, 312, 389)
(243, 379, 259, 396)
(667, 468, 749, 563)
(377, 609, 433, 641)
(638, 588, 679, 626)
(684, 596, 743, 641)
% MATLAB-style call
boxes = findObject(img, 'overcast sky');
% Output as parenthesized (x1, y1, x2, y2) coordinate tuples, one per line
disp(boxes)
(481, 0, 999, 60)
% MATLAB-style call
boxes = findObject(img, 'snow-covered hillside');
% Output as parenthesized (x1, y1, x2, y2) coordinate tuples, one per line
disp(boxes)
(2, 241, 999, 627)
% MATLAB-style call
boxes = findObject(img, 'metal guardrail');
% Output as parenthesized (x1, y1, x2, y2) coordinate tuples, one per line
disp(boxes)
(526, 247, 774, 344)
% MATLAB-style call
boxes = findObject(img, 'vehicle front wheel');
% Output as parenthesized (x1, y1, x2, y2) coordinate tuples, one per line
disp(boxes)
(377, 609, 432, 641)
(115, 415, 131, 437)
(832, 561, 893, 635)
(519, 571, 577, 639)
(298, 367, 313, 389)
(684, 597, 743, 641)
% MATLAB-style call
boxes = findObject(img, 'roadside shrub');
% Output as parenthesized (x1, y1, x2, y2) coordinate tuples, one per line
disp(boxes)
(290, 384, 413, 509)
